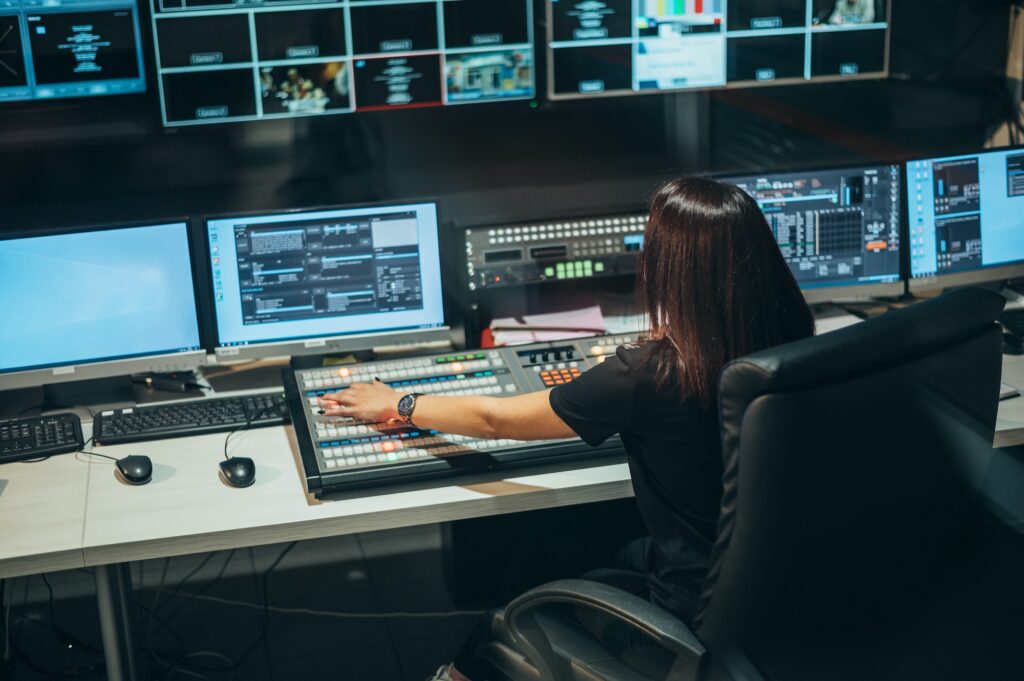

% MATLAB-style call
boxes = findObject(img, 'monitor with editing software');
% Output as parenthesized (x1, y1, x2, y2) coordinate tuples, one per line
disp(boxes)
(908, 147, 1024, 291)
(0, 221, 205, 391)
(724, 163, 903, 302)
(206, 201, 448, 359)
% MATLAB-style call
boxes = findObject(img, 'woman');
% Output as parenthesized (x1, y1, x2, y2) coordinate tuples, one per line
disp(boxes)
(321, 177, 816, 680)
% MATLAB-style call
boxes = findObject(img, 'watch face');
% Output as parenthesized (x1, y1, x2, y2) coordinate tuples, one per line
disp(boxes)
(398, 394, 415, 417)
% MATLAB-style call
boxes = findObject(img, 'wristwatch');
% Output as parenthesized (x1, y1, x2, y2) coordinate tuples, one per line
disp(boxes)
(397, 393, 423, 424)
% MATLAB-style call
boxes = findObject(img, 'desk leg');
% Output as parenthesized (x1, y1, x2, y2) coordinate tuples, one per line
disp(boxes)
(95, 563, 139, 681)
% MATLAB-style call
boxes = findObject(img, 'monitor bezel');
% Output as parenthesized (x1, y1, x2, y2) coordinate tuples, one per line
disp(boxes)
(716, 160, 907, 303)
(906, 144, 1024, 293)
(0, 218, 208, 391)
(202, 199, 452, 361)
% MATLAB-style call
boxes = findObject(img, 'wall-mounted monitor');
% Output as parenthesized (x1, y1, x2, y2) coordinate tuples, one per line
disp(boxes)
(0, 0, 146, 103)
(908, 146, 1024, 291)
(151, 0, 535, 127)
(0, 221, 204, 391)
(206, 201, 449, 359)
(723, 162, 903, 302)
(546, 0, 890, 100)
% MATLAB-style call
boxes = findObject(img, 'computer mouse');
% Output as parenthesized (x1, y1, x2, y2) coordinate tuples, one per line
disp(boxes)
(219, 456, 256, 488)
(116, 455, 153, 486)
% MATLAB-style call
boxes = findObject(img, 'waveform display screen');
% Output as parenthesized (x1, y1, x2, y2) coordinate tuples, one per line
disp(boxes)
(0, 0, 145, 103)
(909, 148, 1024, 281)
(725, 163, 902, 291)
(547, 0, 889, 99)
(151, 0, 535, 126)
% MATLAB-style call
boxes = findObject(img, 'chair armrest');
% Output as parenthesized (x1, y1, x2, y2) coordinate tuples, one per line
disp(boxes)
(505, 579, 706, 681)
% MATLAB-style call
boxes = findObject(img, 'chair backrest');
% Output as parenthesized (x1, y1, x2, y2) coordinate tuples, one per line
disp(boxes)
(695, 288, 1005, 680)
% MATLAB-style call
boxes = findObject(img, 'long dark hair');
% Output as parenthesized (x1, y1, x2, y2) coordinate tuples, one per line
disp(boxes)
(639, 177, 815, 408)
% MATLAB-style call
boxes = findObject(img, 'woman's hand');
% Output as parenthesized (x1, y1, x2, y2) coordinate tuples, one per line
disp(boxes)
(319, 381, 401, 423)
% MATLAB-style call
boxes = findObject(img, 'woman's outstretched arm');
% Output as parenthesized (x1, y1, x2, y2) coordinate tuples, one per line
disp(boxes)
(319, 381, 576, 441)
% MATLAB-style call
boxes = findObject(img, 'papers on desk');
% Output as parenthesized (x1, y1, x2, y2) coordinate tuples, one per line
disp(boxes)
(490, 306, 606, 345)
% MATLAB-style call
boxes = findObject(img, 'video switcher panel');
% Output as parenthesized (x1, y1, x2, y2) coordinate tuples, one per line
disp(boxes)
(284, 334, 638, 495)
(464, 212, 647, 290)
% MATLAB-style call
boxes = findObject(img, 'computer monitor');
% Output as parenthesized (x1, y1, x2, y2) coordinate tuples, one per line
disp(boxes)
(907, 147, 1024, 292)
(0, 221, 205, 391)
(206, 201, 448, 359)
(0, 0, 146, 103)
(723, 163, 903, 302)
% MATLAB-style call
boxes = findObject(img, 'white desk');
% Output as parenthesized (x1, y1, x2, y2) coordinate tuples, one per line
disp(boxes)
(996, 354, 1024, 448)
(0, 452, 88, 578)
(80, 426, 633, 566)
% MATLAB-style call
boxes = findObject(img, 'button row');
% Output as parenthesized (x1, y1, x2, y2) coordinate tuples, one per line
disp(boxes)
(487, 216, 646, 236)
(488, 224, 644, 246)
(320, 437, 529, 469)
(302, 359, 495, 389)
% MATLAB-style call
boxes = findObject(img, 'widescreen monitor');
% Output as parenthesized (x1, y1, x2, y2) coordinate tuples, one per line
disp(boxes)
(908, 146, 1024, 291)
(206, 201, 448, 359)
(723, 163, 903, 302)
(0, 221, 205, 391)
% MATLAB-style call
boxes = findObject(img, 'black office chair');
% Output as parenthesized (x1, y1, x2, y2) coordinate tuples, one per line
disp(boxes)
(470, 288, 1019, 681)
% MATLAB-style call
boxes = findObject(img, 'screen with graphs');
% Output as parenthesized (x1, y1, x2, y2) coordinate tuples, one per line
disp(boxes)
(725, 163, 902, 291)
(151, 0, 534, 126)
(547, 0, 889, 99)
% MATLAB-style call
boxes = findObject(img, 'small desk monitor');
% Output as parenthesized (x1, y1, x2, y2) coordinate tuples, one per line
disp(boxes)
(0, 221, 205, 391)
(206, 202, 448, 359)
(723, 163, 904, 302)
(907, 147, 1024, 291)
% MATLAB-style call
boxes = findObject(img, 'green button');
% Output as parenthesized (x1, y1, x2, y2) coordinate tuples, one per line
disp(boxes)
(556, 262, 566, 272)
(574, 261, 584, 271)
(595, 262, 605, 272)
(544, 266, 555, 277)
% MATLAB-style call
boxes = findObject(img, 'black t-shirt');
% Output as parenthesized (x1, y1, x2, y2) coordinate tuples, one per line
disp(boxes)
(549, 343, 722, 623)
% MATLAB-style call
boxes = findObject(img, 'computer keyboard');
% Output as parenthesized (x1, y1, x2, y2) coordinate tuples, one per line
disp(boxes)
(93, 392, 289, 445)
(0, 413, 85, 464)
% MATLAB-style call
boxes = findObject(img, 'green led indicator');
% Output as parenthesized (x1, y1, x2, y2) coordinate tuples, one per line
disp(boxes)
(544, 266, 555, 277)
(595, 261, 605, 273)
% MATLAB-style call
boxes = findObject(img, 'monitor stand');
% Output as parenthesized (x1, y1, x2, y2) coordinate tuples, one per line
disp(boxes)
(42, 375, 136, 410)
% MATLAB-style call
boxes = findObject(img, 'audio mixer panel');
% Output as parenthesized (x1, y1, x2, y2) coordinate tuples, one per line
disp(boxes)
(464, 212, 647, 290)
(284, 333, 638, 495)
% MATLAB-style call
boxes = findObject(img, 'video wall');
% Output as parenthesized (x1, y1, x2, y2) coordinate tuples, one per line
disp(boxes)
(548, 0, 889, 98)
(151, 0, 535, 126)
(0, 0, 890, 124)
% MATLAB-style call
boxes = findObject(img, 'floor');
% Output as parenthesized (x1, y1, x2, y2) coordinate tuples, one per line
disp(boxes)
(2, 499, 646, 681)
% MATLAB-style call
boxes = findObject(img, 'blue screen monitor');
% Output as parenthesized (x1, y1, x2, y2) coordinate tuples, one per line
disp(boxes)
(908, 147, 1024, 291)
(206, 202, 449, 359)
(0, 221, 205, 391)
(723, 163, 904, 302)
